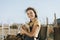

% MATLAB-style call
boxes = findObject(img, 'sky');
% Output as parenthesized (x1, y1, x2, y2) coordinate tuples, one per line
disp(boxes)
(0, 0, 60, 24)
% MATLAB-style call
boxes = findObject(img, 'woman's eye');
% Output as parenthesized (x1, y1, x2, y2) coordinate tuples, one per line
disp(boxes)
(27, 13, 29, 15)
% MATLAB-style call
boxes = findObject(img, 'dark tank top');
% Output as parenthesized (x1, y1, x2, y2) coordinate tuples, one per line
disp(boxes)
(30, 26, 33, 32)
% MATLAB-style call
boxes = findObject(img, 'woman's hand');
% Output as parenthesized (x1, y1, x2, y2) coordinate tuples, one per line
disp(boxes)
(20, 27, 26, 35)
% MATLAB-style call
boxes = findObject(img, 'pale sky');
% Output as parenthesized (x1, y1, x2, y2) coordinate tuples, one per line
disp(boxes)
(0, 0, 60, 24)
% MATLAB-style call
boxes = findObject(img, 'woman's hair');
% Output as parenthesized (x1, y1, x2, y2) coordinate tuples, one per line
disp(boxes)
(26, 7, 38, 18)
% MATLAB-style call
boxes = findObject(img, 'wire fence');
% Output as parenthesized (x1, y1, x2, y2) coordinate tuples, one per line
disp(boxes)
(0, 24, 21, 40)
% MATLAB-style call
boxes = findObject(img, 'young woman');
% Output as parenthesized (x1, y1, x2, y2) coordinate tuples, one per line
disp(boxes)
(20, 7, 41, 40)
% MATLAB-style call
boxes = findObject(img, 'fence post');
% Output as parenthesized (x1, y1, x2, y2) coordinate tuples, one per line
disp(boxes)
(2, 24, 4, 40)
(54, 13, 57, 27)
(8, 24, 10, 35)
(46, 17, 48, 40)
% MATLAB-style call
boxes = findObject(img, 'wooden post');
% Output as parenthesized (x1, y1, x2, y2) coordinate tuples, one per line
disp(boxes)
(2, 24, 4, 40)
(46, 17, 49, 40)
(9, 24, 10, 34)
(53, 13, 60, 40)
(46, 17, 48, 26)
(54, 13, 57, 27)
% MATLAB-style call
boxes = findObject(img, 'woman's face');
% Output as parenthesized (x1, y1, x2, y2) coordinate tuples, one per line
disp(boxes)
(26, 10, 35, 20)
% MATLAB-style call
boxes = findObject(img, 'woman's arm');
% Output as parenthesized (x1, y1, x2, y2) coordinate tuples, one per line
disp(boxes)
(21, 25, 39, 37)
(22, 21, 41, 37)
